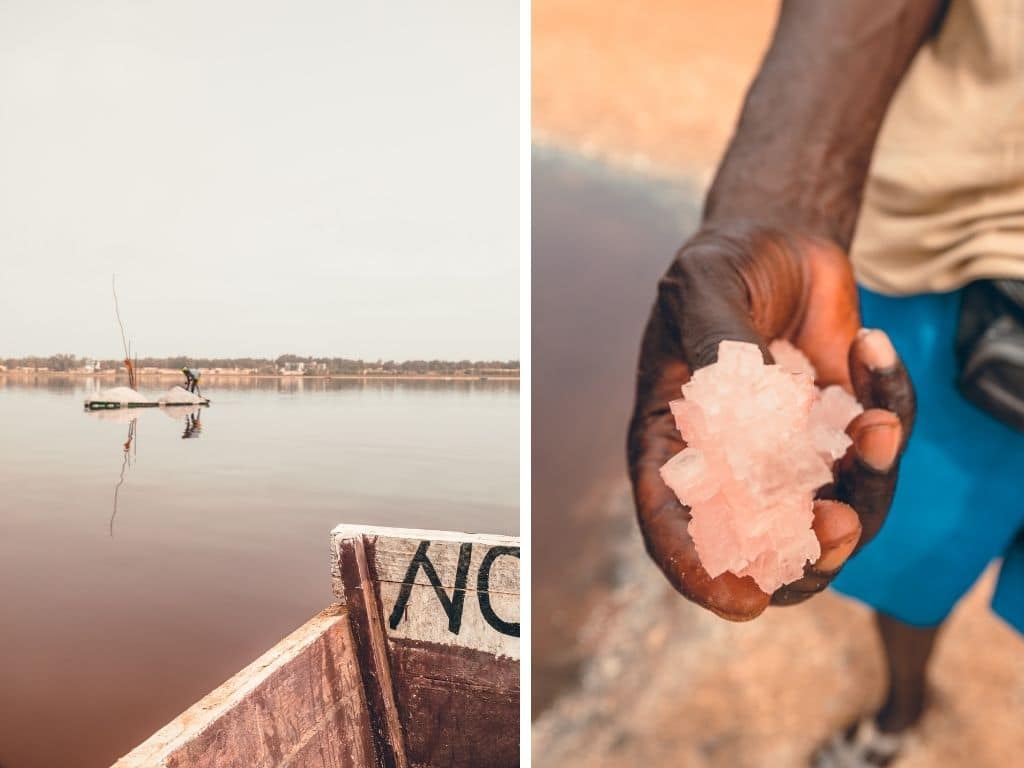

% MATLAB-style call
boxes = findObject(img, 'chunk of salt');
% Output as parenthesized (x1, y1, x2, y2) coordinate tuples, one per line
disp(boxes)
(659, 339, 863, 593)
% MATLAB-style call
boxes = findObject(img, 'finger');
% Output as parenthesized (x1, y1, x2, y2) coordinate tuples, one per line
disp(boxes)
(658, 258, 768, 371)
(812, 499, 862, 572)
(770, 499, 860, 605)
(790, 241, 860, 388)
(835, 408, 903, 549)
(632, 451, 772, 621)
(848, 408, 903, 471)
(841, 329, 914, 549)
(659, 224, 812, 370)
(772, 364, 908, 607)
(629, 399, 771, 620)
(848, 328, 916, 442)
(629, 312, 771, 621)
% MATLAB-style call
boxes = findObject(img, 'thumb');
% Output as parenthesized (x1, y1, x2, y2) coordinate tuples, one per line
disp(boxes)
(658, 254, 770, 370)
(660, 224, 815, 370)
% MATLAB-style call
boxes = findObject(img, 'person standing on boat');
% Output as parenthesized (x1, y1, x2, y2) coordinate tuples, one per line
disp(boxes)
(181, 366, 202, 397)
(627, 1, 1024, 765)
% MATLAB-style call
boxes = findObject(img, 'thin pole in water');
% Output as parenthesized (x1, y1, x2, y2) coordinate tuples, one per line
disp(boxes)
(112, 274, 136, 389)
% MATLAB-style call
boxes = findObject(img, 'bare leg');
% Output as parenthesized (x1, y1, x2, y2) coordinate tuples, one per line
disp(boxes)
(813, 611, 942, 765)
(874, 611, 941, 733)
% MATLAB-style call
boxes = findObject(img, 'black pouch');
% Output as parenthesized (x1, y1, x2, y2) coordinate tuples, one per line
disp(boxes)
(955, 279, 1024, 432)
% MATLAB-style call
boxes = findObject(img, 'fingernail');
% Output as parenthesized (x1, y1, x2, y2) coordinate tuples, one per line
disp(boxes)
(857, 329, 896, 371)
(816, 533, 859, 572)
(854, 419, 901, 471)
(811, 500, 862, 572)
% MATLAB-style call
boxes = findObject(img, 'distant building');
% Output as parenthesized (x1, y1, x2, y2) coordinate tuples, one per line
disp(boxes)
(280, 361, 305, 375)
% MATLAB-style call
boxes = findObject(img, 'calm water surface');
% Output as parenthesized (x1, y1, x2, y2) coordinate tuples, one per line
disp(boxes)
(0, 377, 518, 768)
(532, 148, 697, 713)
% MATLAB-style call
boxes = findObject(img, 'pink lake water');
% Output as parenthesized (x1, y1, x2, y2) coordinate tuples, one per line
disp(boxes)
(531, 149, 698, 714)
(0, 376, 518, 768)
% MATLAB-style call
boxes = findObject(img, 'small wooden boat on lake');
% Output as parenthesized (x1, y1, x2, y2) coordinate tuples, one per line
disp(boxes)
(85, 386, 211, 410)
(112, 525, 520, 768)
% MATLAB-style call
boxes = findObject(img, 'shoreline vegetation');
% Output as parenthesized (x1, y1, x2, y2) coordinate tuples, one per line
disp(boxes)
(1, 371, 519, 382)
(0, 355, 519, 381)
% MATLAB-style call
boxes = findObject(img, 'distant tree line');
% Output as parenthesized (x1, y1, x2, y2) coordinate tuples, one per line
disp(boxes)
(2, 354, 81, 371)
(1, 354, 519, 376)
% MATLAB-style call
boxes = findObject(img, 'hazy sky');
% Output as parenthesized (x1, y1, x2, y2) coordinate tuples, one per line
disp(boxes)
(0, 1, 518, 360)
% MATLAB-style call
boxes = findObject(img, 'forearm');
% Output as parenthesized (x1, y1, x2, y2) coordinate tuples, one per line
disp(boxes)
(704, 0, 945, 249)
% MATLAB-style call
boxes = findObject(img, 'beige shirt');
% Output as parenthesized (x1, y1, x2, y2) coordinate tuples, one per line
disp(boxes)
(852, 0, 1024, 294)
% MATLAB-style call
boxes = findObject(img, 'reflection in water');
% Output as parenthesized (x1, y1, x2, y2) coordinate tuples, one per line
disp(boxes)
(532, 148, 698, 714)
(182, 410, 202, 439)
(110, 418, 137, 537)
(0, 374, 519, 398)
(160, 405, 205, 439)
(100, 406, 207, 536)
(2, 378, 516, 768)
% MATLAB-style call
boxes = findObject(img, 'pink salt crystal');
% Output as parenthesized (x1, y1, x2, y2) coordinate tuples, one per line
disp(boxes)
(811, 385, 863, 462)
(660, 447, 716, 504)
(717, 339, 766, 375)
(768, 339, 817, 378)
(659, 339, 864, 593)
(767, 340, 864, 462)
(814, 385, 864, 431)
(688, 502, 743, 577)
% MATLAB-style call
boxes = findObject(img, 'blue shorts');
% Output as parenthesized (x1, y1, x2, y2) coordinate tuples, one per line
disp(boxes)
(831, 288, 1024, 633)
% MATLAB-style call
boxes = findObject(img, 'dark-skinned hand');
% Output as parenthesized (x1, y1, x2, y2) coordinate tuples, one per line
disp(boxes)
(627, 222, 916, 621)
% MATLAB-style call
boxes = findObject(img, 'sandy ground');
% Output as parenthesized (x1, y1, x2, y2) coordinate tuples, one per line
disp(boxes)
(532, 3, 1024, 764)
(533, 0, 778, 182)
(533, 489, 1024, 768)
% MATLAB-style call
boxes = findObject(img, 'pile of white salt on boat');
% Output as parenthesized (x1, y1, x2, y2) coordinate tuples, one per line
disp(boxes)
(158, 386, 207, 405)
(659, 339, 863, 593)
(85, 386, 154, 406)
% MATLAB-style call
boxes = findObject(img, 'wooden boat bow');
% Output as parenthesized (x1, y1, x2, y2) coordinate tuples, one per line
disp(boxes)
(112, 525, 520, 768)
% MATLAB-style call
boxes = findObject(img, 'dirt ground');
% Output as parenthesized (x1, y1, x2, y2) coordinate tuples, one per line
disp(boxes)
(532, 2, 1024, 765)
(532, 490, 1024, 768)
(533, 0, 778, 182)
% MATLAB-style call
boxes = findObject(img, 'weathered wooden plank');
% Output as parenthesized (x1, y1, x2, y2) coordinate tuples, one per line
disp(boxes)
(332, 527, 518, 592)
(338, 529, 519, 595)
(113, 526, 521, 768)
(377, 579, 519, 659)
(334, 534, 410, 768)
(331, 525, 520, 768)
(388, 641, 519, 768)
(112, 606, 375, 768)
(331, 525, 521, 659)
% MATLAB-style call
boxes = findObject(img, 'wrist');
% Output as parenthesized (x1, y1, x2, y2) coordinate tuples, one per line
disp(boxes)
(701, 112, 873, 250)
(700, 0, 946, 249)
(703, 185, 858, 250)
(688, 216, 845, 263)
